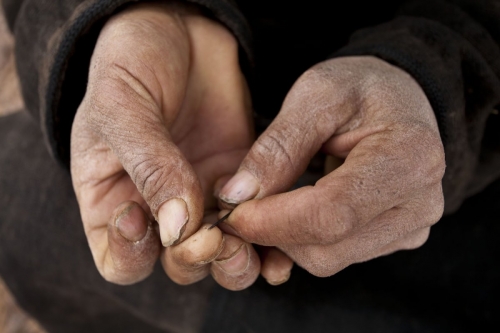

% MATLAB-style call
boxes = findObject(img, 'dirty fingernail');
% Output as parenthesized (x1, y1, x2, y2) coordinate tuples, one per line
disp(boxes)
(158, 198, 188, 247)
(219, 170, 260, 205)
(214, 244, 250, 275)
(115, 203, 148, 242)
(266, 271, 291, 286)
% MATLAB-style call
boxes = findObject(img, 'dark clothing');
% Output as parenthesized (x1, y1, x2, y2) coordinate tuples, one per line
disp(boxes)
(1, 0, 499, 332)
(1, 110, 499, 332)
(3, 0, 500, 212)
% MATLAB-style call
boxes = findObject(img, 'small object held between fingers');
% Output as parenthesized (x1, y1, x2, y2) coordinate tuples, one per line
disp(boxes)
(209, 211, 232, 230)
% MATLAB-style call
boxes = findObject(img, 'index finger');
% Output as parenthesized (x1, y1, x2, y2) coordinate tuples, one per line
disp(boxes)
(225, 129, 444, 246)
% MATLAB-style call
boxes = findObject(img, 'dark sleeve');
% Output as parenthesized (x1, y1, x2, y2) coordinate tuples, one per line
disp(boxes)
(1, 0, 252, 165)
(333, 0, 500, 213)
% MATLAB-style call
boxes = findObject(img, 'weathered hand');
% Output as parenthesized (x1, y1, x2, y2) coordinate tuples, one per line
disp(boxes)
(219, 56, 446, 277)
(70, 2, 264, 288)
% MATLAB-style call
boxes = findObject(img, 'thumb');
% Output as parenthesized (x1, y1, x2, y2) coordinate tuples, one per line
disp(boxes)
(218, 68, 351, 204)
(83, 88, 204, 247)
(83, 36, 203, 247)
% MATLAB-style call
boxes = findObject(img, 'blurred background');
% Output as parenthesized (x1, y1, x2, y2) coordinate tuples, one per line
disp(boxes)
(0, 2, 44, 332)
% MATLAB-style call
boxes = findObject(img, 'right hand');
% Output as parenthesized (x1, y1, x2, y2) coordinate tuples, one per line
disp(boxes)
(70, 2, 292, 290)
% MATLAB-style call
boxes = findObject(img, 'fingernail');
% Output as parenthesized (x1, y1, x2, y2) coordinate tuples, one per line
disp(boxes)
(217, 221, 241, 238)
(115, 204, 147, 242)
(158, 198, 189, 247)
(213, 175, 232, 198)
(266, 271, 291, 286)
(215, 244, 250, 275)
(219, 170, 260, 205)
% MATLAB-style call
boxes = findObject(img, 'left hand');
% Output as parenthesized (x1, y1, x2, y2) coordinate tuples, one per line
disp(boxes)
(218, 56, 446, 277)
(70, 2, 293, 289)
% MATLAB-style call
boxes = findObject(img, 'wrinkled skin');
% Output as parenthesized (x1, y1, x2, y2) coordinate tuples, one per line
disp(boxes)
(71, 2, 292, 290)
(219, 56, 446, 277)
(71, 2, 445, 289)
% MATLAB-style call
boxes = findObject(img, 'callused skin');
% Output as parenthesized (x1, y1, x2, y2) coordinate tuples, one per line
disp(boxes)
(71, 1, 445, 289)
(219, 56, 446, 278)
(70, 2, 292, 290)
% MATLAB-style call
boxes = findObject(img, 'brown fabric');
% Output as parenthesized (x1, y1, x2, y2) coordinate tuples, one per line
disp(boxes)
(6, 0, 499, 212)
(0, 0, 499, 332)
(2, 0, 252, 164)
(334, 0, 500, 212)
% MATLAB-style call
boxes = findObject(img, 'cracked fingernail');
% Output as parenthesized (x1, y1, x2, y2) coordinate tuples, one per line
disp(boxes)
(158, 198, 188, 247)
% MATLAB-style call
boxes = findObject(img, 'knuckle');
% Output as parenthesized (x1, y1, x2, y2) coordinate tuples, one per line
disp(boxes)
(314, 200, 357, 244)
(412, 186, 444, 227)
(293, 246, 347, 277)
(425, 135, 446, 183)
(406, 127, 446, 185)
(287, 67, 339, 117)
(401, 228, 430, 250)
(424, 193, 445, 226)
(305, 262, 337, 278)
(428, 190, 445, 225)
(296, 66, 334, 92)
(130, 157, 173, 206)
(251, 128, 298, 173)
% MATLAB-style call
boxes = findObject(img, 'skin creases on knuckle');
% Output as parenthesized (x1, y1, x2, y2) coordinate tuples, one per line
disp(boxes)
(251, 127, 297, 174)
(296, 65, 338, 94)
(130, 157, 175, 210)
(312, 199, 357, 245)
(302, 203, 337, 245)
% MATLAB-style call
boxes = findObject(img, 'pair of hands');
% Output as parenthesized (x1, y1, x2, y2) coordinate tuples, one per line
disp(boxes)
(71, 2, 445, 291)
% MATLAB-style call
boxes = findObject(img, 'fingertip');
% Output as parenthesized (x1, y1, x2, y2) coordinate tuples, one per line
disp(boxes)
(219, 170, 260, 205)
(210, 235, 260, 291)
(106, 202, 161, 285)
(219, 200, 259, 240)
(170, 224, 225, 267)
(163, 224, 225, 285)
(114, 202, 149, 242)
(265, 273, 291, 286)
(260, 247, 294, 286)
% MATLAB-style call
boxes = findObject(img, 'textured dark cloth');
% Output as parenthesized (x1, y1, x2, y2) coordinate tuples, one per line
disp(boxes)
(0, 111, 216, 333)
(1, 0, 500, 332)
(1, 111, 498, 332)
(4, 0, 500, 211)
